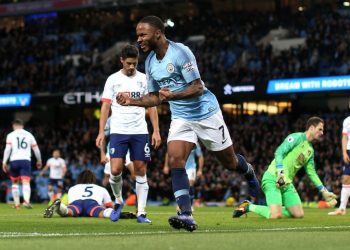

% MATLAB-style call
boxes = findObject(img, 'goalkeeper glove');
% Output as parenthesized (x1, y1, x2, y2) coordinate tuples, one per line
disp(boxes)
(276, 169, 286, 188)
(320, 187, 338, 208)
(276, 164, 286, 188)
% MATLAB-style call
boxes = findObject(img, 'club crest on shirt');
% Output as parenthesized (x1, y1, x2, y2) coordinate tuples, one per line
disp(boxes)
(166, 63, 175, 73)
(137, 81, 143, 88)
(297, 153, 305, 162)
(113, 84, 121, 91)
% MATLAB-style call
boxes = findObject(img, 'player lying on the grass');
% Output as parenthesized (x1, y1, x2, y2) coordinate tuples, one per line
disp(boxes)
(43, 169, 134, 221)
(233, 116, 337, 219)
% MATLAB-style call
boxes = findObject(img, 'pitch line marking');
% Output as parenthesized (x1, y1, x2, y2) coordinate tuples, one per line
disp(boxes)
(1, 225, 350, 238)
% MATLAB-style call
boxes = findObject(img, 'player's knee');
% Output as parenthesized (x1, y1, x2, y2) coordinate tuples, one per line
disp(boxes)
(292, 211, 304, 218)
(342, 175, 350, 184)
(110, 168, 122, 176)
(168, 155, 186, 168)
(232, 158, 239, 170)
(134, 169, 146, 176)
(221, 154, 238, 171)
(22, 180, 30, 185)
(133, 164, 146, 176)
(269, 212, 282, 219)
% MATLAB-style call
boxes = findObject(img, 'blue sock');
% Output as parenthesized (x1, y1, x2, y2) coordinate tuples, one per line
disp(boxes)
(189, 186, 195, 206)
(236, 154, 254, 179)
(171, 168, 192, 215)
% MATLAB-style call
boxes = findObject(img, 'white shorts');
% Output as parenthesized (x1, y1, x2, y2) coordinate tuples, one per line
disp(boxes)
(186, 168, 196, 181)
(167, 111, 233, 151)
(104, 152, 131, 175)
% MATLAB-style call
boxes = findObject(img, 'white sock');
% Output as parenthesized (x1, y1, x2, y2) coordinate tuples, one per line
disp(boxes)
(109, 173, 123, 204)
(339, 184, 350, 210)
(103, 208, 113, 218)
(135, 175, 149, 216)
(11, 184, 20, 206)
(58, 203, 69, 216)
(22, 183, 31, 204)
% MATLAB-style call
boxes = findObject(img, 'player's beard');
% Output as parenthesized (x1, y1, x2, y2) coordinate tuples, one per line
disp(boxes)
(126, 69, 135, 76)
(145, 38, 157, 52)
(148, 41, 157, 51)
(139, 38, 156, 53)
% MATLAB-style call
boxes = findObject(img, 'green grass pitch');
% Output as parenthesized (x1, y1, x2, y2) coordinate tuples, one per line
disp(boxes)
(0, 204, 350, 250)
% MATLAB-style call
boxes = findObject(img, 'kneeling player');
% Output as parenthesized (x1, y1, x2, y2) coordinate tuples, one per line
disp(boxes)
(43, 170, 120, 221)
(233, 117, 337, 219)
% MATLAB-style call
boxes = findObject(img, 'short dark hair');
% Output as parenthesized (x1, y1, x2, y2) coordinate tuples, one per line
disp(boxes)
(306, 116, 324, 130)
(120, 44, 139, 59)
(12, 119, 24, 126)
(76, 170, 97, 184)
(139, 15, 165, 33)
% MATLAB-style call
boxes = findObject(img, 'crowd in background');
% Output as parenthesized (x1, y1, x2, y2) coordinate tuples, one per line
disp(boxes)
(0, 4, 349, 205)
(1, 5, 350, 94)
(0, 111, 347, 205)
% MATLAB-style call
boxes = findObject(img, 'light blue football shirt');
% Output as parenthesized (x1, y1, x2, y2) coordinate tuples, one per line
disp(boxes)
(145, 40, 219, 121)
(185, 144, 203, 170)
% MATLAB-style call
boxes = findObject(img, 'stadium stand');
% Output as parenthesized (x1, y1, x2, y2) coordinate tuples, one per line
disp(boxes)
(0, 1, 349, 207)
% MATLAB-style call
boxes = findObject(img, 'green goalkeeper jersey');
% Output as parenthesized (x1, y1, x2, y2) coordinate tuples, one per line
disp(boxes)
(266, 132, 323, 188)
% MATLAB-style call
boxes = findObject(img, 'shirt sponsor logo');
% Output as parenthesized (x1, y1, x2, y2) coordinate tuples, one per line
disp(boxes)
(208, 107, 215, 112)
(156, 76, 182, 87)
(119, 91, 141, 99)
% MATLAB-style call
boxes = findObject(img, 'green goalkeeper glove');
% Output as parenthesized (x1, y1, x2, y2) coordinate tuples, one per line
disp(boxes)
(320, 188, 337, 207)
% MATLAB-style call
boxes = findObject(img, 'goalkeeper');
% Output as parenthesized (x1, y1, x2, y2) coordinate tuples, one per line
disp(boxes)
(233, 116, 337, 219)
